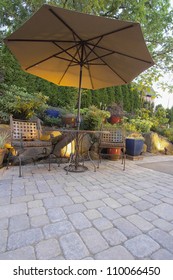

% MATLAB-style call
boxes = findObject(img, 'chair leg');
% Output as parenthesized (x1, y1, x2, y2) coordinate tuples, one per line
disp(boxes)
(123, 149, 126, 171)
(88, 150, 97, 172)
(6, 149, 12, 170)
(48, 156, 51, 171)
(19, 156, 22, 177)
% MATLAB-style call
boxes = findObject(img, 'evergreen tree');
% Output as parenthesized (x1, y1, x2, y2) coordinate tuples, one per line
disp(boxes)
(81, 89, 92, 108)
(122, 85, 131, 112)
(114, 86, 123, 107)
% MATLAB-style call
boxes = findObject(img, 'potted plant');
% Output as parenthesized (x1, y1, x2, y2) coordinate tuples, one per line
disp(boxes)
(126, 132, 144, 156)
(107, 103, 124, 124)
(0, 131, 9, 167)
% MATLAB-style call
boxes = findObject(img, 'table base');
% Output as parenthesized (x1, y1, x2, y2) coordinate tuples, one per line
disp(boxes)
(64, 164, 88, 173)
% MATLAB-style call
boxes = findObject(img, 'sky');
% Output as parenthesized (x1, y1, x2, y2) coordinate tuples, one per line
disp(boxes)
(153, 75, 173, 109)
(154, 90, 173, 109)
(153, 0, 173, 109)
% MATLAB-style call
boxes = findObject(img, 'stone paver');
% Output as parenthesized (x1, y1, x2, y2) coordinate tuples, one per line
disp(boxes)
(8, 228, 43, 250)
(92, 217, 113, 231)
(0, 218, 8, 230)
(150, 203, 173, 221)
(63, 203, 86, 214)
(116, 205, 138, 217)
(148, 229, 173, 253)
(95, 246, 134, 260)
(68, 212, 91, 230)
(35, 239, 61, 260)
(43, 221, 74, 239)
(47, 207, 67, 222)
(30, 215, 49, 227)
(28, 207, 46, 217)
(113, 218, 141, 238)
(151, 249, 173, 260)
(124, 234, 160, 258)
(82, 190, 108, 201)
(0, 203, 27, 219)
(127, 214, 154, 232)
(98, 206, 120, 220)
(1, 155, 173, 260)
(152, 219, 173, 231)
(43, 196, 73, 209)
(102, 228, 127, 246)
(60, 232, 89, 259)
(84, 209, 102, 220)
(80, 228, 109, 254)
(102, 198, 121, 209)
(0, 230, 8, 253)
(9, 214, 30, 233)
(0, 246, 36, 260)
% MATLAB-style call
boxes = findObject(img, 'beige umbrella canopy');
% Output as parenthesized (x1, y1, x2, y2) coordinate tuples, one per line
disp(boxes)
(4, 4, 154, 172)
(4, 4, 154, 89)
(4, 4, 154, 124)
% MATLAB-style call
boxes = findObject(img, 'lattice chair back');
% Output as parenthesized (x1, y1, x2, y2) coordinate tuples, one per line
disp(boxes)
(10, 115, 42, 141)
(100, 126, 125, 145)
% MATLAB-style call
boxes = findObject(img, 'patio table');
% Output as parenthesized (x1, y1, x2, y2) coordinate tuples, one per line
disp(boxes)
(51, 129, 109, 174)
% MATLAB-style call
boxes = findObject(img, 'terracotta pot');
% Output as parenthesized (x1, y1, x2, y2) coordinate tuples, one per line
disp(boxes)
(110, 116, 122, 124)
(107, 148, 121, 160)
(62, 114, 76, 127)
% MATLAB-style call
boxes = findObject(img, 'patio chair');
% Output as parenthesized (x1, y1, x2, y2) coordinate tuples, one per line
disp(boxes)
(8, 115, 52, 176)
(98, 125, 126, 170)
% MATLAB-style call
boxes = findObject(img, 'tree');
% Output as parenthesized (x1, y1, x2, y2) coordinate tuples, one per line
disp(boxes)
(166, 106, 173, 124)
(0, 0, 172, 111)
(58, 0, 173, 87)
(114, 86, 123, 106)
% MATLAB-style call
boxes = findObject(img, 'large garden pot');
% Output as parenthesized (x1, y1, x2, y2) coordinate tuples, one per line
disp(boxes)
(62, 114, 76, 127)
(107, 148, 121, 160)
(126, 138, 144, 156)
(45, 108, 61, 118)
(110, 116, 122, 124)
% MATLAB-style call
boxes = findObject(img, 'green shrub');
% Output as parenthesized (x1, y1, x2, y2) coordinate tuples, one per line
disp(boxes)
(163, 128, 173, 143)
(42, 115, 62, 127)
(81, 106, 110, 130)
(0, 84, 48, 122)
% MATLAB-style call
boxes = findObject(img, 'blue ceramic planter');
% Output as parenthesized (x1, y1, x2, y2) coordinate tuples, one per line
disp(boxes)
(45, 109, 61, 118)
(126, 138, 144, 156)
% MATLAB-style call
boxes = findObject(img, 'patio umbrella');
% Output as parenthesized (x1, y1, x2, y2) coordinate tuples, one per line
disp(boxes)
(4, 4, 154, 171)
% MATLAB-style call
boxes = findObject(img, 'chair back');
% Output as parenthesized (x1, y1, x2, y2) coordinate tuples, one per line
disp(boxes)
(10, 115, 42, 141)
(100, 126, 125, 145)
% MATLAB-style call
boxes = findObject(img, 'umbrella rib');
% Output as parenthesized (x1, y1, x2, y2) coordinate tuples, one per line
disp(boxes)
(88, 43, 153, 64)
(58, 44, 82, 84)
(55, 56, 76, 63)
(49, 7, 85, 64)
(83, 45, 94, 89)
(49, 8, 82, 42)
(53, 41, 79, 63)
(25, 43, 80, 71)
(86, 51, 115, 63)
(86, 24, 134, 43)
(6, 39, 79, 43)
(86, 44, 128, 83)
(83, 37, 103, 64)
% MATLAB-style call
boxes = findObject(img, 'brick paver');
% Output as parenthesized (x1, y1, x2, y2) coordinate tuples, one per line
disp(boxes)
(0, 155, 173, 259)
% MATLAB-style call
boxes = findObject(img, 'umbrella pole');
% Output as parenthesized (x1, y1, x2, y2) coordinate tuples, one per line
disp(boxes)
(75, 63, 83, 170)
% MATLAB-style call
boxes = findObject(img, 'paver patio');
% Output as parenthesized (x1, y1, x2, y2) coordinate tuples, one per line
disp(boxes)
(0, 155, 173, 260)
